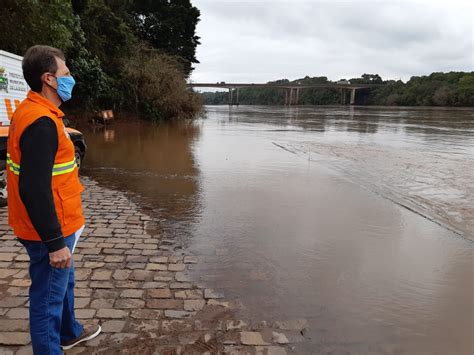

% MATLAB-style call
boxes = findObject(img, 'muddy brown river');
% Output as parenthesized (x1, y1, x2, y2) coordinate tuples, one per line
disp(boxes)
(80, 106, 473, 354)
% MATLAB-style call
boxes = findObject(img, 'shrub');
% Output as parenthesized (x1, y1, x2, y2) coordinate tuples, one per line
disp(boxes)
(124, 49, 202, 121)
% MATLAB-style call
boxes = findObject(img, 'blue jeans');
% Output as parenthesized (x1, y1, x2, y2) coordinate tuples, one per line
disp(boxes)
(20, 233, 83, 354)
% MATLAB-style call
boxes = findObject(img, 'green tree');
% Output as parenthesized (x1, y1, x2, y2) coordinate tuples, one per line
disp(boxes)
(63, 24, 107, 111)
(75, 0, 136, 76)
(0, 0, 203, 119)
(432, 86, 453, 106)
(127, 0, 201, 75)
(0, 0, 77, 56)
(71, 0, 138, 109)
(124, 47, 202, 120)
(0, 0, 106, 111)
(456, 74, 474, 106)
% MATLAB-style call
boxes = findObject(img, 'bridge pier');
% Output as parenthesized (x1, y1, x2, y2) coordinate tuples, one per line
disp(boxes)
(228, 88, 240, 106)
(285, 87, 300, 106)
(340, 88, 356, 105)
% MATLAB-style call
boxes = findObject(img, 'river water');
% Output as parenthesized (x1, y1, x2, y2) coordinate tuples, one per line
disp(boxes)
(81, 106, 473, 354)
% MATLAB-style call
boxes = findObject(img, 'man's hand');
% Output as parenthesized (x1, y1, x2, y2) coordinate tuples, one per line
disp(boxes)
(49, 246, 72, 269)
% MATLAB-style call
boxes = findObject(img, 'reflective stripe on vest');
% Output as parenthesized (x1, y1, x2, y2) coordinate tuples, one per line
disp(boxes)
(6, 153, 76, 176)
(6, 154, 20, 175)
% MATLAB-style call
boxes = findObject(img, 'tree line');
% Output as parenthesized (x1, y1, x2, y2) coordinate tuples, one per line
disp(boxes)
(201, 72, 474, 107)
(1, 0, 202, 121)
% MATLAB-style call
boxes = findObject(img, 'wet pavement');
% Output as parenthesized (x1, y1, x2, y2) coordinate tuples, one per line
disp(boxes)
(0, 178, 294, 354)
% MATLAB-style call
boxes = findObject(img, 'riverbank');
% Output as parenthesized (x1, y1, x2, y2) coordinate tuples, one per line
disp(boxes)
(200, 72, 474, 107)
(0, 178, 301, 354)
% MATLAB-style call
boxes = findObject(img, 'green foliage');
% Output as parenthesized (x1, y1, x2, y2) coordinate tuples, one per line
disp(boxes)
(0, 0, 78, 55)
(202, 72, 474, 107)
(62, 17, 107, 111)
(125, 0, 201, 76)
(457, 75, 474, 106)
(123, 48, 202, 121)
(0, 0, 107, 111)
(70, 0, 136, 111)
(350, 73, 383, 84)
(367, 72, 474, 107)
(76, 0, 136, 75)
(0, 0, 202, 120)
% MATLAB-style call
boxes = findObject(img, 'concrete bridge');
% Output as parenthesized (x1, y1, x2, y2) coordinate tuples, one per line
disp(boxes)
(187, 82, 384, 106)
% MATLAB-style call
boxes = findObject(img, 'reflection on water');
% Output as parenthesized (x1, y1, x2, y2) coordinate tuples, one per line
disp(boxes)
(81, 106, 473, 354)
(82, 121, 202, 234)
(224, 105, 474, 238)
(103, 129, 115, 142)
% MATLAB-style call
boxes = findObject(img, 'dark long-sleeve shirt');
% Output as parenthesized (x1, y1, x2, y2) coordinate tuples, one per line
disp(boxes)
(19, 117, 65, 252)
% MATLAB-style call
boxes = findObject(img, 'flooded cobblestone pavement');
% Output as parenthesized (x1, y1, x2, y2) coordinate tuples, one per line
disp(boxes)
(0, 178, 293, 354)
(2, 105, 473, 354)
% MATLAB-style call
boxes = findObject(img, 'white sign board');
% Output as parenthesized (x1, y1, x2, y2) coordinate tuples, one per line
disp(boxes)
(0, 50, 29, 126)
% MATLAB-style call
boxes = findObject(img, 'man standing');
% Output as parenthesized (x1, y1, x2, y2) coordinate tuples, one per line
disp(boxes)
(6, 45, 101, 353)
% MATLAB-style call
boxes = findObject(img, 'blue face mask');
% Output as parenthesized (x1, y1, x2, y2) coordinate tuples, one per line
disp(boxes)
(53, 75, 76, 102)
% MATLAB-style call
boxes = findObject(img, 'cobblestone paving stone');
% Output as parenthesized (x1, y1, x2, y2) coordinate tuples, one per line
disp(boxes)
(0, 178, 307, 354)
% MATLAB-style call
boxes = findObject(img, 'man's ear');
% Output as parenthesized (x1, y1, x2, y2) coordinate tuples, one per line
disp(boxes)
(42, 72, 56, 90)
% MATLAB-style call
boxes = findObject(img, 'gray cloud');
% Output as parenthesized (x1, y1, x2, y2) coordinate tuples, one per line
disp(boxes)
(191, 0, 473, 83)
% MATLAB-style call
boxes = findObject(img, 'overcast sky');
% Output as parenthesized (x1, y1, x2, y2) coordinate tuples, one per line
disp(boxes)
(190, 0, 473, 84)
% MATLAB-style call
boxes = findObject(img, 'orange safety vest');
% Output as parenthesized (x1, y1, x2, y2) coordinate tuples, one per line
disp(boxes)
(6, 91, 85, 241)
